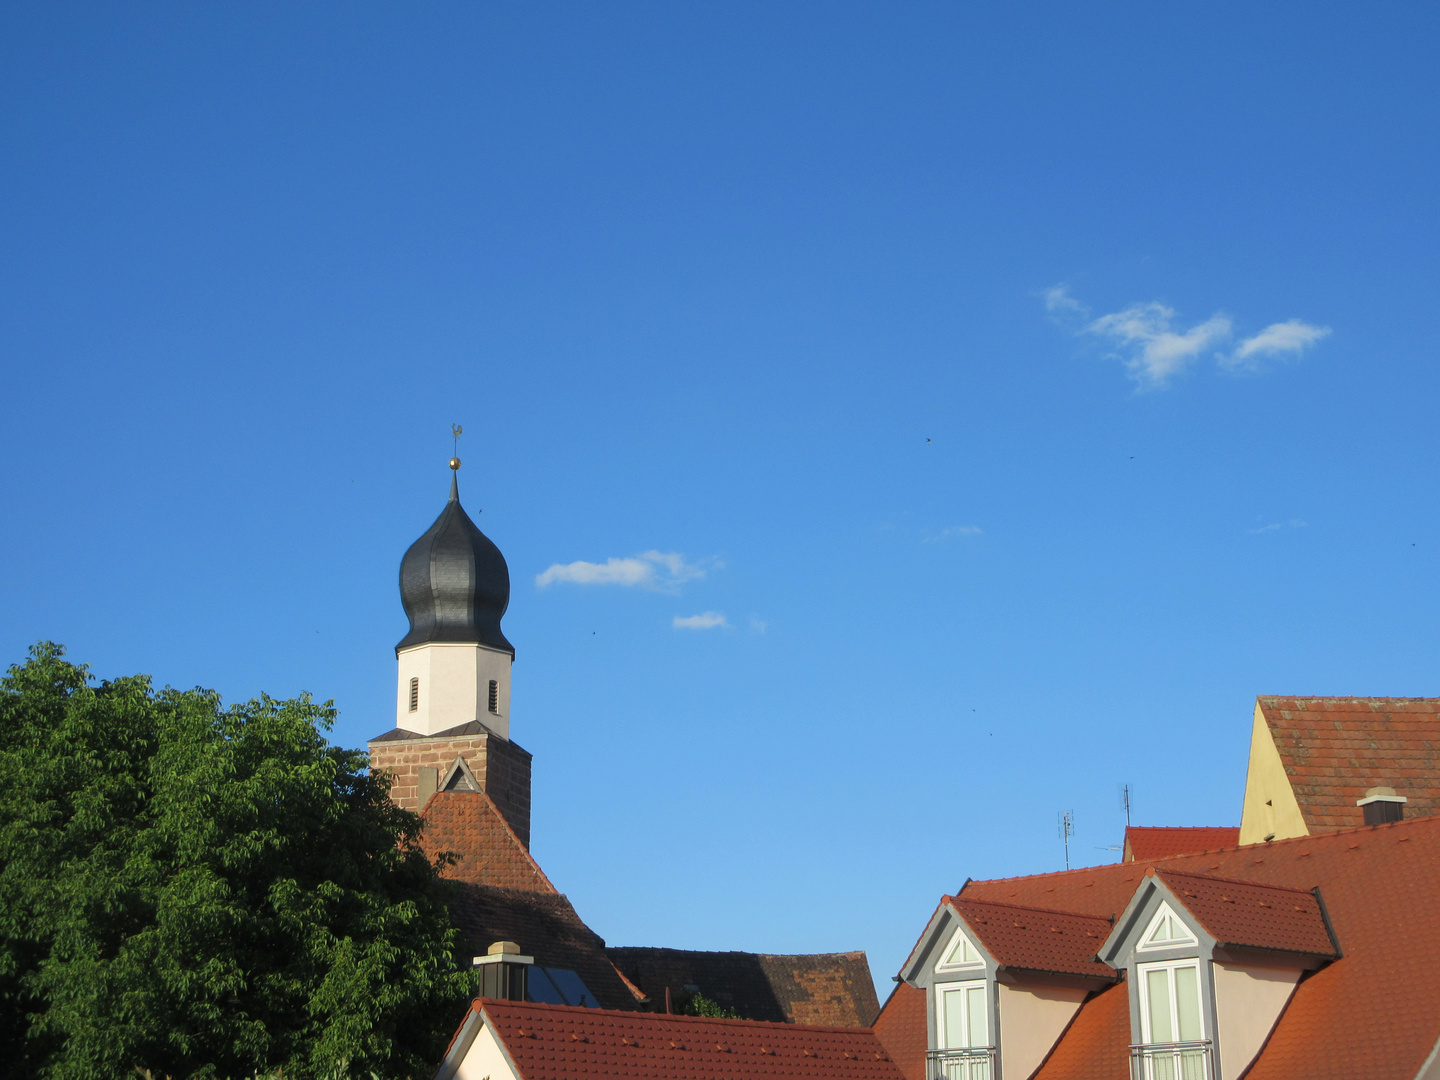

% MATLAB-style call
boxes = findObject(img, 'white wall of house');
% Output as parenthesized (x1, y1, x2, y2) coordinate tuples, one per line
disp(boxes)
(397, 642, 512, 737)
(997, 983, 1086, 1080)
(1212, 961, 1301, 1080)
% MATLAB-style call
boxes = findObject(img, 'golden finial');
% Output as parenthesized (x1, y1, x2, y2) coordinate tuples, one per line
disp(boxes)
(450, 423, 462, 470)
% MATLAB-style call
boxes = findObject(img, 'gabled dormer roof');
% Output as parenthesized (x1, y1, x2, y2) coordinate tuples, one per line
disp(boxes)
(947, 897, 1116, 980)
(1100, 867, 1338, 965)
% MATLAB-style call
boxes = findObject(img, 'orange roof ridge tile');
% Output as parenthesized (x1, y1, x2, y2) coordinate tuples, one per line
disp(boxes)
(945, 895, 1112, 921)
(1153, 867, 1324, 899)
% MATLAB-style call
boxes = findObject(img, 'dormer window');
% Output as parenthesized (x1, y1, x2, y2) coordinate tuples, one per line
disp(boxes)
(936, 982, 990, 1080)
(1137, 960, 1206, 1078)
(935, 926, 984, 970)
(1137, 902, 1198, 951)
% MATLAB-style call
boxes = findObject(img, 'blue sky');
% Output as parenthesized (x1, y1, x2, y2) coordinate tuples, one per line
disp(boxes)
(3, 3, 1438, 996)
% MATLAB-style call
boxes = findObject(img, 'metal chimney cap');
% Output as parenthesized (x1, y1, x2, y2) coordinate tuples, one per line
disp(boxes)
(1357, 786, 1407, 805)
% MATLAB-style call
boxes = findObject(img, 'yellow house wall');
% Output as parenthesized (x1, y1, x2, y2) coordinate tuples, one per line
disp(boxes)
(1238, 702, 1308, 845)
(997, 983, 1087, 1080)
(1212, 961, 1301, 1080)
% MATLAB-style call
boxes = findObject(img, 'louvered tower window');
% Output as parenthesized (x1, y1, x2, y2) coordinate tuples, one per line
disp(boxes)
(409, 677, 419, 712)
(488, 680, 499, 714)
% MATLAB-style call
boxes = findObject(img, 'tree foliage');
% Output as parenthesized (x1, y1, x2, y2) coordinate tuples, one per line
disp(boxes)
(676, 992, 741, 1019)
(0, 644, 475, 1080)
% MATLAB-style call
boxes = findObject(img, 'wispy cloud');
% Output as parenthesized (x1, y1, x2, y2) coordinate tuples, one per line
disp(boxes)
(749, 616, 767, 635)
(1250, 518, 1307, 535)
(1086, 302, 1233, 387)
(1045, 285, 1329, 388)
(536, 550, 715, 591)
(922, 525, 984, 543)
(673, 612, 728, 630)
(1225, 320, 1331, 371)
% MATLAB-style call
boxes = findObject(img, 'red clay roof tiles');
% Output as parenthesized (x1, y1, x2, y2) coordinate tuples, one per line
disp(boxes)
(1152, 869, 1336, 957)
(964, 814, 1440, 1080)
(1031, 982, 1130, 1080)
(470, 999, 908, 1080)
(418, 790, 557, 892)
(1259, 695, 1440, 830)
(946, 898, 1115, 979)
(1123, 826, 1240, 861)
(872, 983, 926, 1080)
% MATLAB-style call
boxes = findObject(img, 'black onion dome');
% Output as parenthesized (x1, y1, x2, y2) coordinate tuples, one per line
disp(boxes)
(396, 472, 514, 655)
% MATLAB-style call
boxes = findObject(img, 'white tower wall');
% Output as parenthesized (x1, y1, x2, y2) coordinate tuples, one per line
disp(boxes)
(396, 642, 512, 738)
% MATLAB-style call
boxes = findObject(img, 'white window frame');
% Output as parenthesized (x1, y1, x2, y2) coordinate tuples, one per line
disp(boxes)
(934, 924, 985, 972)
(1136, 901, 1198, 952)
(936, 979, 990, 1050)
(1137, 959, 1206, 1045)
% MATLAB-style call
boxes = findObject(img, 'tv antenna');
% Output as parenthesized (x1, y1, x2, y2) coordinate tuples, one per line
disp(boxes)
(1058, 810, 1074, 871)
(1121, 783, 1133, 828)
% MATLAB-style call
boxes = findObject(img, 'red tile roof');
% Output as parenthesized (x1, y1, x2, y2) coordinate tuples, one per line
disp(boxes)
(946, 898, 1115, 980)
(418, 791, 557, 892)
(608, 948, 880, 1026)
(962, 814, 1440, 1080)
(1151, 869, 1337, 957)
(1031, 982, 1130, 1080)
(872, 983, 926, 1080)
(1123, 826, 1239, 861)
(464, 999, 908, 1080)
(1259, 695, 1440, 830)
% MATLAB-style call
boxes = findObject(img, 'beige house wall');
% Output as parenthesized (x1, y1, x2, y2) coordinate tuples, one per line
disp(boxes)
(997, 983, 1086, 1080)
(1212, 961, 1301, 1080)
(396, 641, 512, 738)
(437, 1019, 520, 1080)
(1238, 702, 1308, 845)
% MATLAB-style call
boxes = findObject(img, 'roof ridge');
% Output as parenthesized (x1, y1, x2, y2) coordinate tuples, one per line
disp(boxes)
(1127, 825, 1238, 832)
(948, 895, 1112, 921)
(1153, 867, 1321, 898)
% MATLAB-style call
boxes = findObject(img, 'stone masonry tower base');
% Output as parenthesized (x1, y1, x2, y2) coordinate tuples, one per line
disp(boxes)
(368, 722, 532, 848)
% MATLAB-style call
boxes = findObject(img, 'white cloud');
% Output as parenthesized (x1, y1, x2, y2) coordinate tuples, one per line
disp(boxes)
(1045, 284, 1089, 318)
(922, 525, 984, 543)
(673, 612, 728, 630)
(1249, 519, 1307, 535)
(749, 616, 767, 635)
(1049, 289, 1329, 388)
(1086, 302, 1233, 386)
(1225, 320, 1331, 370)
(536, 550, 714, 591)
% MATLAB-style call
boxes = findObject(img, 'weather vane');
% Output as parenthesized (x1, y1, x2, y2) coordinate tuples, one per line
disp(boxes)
(450, 424, 462, 470)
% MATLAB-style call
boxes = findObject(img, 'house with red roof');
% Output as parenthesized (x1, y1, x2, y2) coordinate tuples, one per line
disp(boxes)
(873, 694, 1440, 1080)
(1239, 695, 1439, 844)
(434, 999, 906, 1080)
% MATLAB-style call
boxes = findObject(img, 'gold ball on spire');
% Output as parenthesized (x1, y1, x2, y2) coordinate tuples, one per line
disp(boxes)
(449, 457, 461, 471)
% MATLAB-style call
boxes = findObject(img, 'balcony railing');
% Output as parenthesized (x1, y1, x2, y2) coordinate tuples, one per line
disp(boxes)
(926, 1047, 996, 1080)
(1129, 1041, 1212, 1080)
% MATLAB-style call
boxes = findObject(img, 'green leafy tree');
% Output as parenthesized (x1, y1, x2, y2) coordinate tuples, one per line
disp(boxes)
(0, 643, 475, 1080)
(676, 992, 741, 1019)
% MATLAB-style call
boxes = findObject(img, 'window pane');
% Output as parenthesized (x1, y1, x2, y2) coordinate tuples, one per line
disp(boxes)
(1146, 969, 1174, 1043)
(943, 988, 967, 1048)
(966, 985, 987, 1047)
(1174, 966, 1202, 1042)
(946, 935, 973, 965)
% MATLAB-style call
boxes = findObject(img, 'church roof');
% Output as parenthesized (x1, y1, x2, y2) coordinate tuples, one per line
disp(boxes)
(397, 469, 513, 655)
(607, 947, 881, 1026)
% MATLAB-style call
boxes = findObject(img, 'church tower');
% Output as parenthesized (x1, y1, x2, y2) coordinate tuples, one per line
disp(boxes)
(367, 457, 532, 845)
